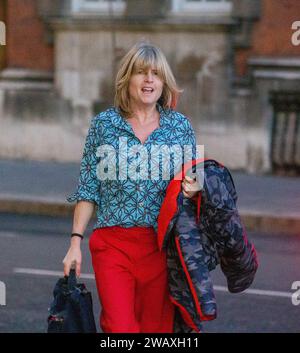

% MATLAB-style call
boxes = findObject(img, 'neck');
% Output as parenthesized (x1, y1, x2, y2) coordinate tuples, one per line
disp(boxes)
(129, 102, 158, 124)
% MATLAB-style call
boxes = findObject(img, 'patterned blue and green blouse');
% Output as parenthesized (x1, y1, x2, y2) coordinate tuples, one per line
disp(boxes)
(67, 104, 197, 234)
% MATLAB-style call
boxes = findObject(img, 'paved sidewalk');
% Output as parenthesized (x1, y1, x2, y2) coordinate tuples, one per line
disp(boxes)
(0, 158, 299, 236)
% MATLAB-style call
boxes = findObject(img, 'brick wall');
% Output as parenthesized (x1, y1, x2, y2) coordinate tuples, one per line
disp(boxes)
(6, 0, 53, 70)
(235, 0, 300, 76)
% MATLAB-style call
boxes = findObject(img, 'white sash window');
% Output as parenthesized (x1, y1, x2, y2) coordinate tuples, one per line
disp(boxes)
(71, 0, 231, 15)
(72, 0, 125, 14)
(171, 0, 232, 15)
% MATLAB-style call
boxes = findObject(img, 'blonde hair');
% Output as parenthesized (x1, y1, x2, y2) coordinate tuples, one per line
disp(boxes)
(114, 41, 182, 117)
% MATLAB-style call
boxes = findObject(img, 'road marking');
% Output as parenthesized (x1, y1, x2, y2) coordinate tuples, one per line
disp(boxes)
(13, 268, 95, 279)
(213, 285, 291, 298)
(0, 231, 18, 238)
(13, 268, 292, 299)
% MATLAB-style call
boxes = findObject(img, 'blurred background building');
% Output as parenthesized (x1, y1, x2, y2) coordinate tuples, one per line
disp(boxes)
(0, 0, 299, 175)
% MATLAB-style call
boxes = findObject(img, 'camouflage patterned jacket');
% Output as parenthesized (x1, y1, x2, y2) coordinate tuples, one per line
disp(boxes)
(157, 159, 258, 333)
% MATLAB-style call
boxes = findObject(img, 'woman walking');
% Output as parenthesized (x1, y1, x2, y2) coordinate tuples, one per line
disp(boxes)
(63, 41, 199, 333)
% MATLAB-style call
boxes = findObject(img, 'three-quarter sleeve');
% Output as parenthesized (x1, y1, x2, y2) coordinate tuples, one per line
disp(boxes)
(66, 116, 101, 206)
(181, 116, 201, 197)
(183, 116, 197, 163)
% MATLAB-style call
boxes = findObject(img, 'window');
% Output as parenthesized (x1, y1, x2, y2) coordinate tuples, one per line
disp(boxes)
(171, 0, 232, 15)
(270, 91, 300, 175)
(71, 0, 232, 16)
(72, 0, 125, 14)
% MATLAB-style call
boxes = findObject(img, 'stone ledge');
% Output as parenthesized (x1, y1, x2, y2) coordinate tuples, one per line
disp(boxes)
(0, 68, 53, 81)
(248, 57, 300, 68)
(0, 69, 54, 91)
(47, 16, 235, 32)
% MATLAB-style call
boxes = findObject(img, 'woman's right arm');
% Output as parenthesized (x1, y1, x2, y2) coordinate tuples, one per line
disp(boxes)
(64, 115, 101, 277)
(63, 200, 95, 277)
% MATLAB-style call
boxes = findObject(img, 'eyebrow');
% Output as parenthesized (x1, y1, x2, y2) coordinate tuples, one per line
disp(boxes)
(135, 66, 159, 72)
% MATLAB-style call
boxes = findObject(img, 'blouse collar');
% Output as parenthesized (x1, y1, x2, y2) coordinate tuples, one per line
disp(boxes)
(111, 103, 169, 132)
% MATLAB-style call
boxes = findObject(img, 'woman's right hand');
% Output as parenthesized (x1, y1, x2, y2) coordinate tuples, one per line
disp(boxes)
(63, 201, 94, 277)
(62, 244, 82, 277)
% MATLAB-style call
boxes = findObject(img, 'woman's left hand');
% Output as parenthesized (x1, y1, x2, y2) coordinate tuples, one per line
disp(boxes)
(181, 175, 200, 198)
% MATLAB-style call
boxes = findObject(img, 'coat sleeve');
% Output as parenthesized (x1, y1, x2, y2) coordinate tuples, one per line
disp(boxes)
(201, 163, 258, 293)
(66, 116, 101, 206)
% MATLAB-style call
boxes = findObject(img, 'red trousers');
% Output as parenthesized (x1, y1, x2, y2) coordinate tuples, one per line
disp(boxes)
(89, 226, 175, 333)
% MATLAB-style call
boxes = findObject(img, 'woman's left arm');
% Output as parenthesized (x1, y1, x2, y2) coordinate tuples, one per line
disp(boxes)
(181, 117, 201, 199)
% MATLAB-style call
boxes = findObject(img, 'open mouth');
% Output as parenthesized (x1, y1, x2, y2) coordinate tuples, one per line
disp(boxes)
(141, 87, 154, 93)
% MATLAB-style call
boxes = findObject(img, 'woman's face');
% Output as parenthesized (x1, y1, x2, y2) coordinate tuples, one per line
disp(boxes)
(128, 66, 164, 109)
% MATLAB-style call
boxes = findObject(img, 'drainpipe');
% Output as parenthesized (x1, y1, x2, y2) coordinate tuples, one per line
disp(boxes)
(108, 0, 117, 80)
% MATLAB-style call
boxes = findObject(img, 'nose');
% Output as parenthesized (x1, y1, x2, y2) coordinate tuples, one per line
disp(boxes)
(144, 70, 154, 82)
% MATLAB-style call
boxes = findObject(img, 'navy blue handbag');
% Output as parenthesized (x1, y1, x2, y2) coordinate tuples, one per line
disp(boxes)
(47, 268, 97, 333)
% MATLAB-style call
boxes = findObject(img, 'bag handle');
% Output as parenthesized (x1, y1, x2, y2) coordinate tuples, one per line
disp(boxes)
(67, 261, 77, 291)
